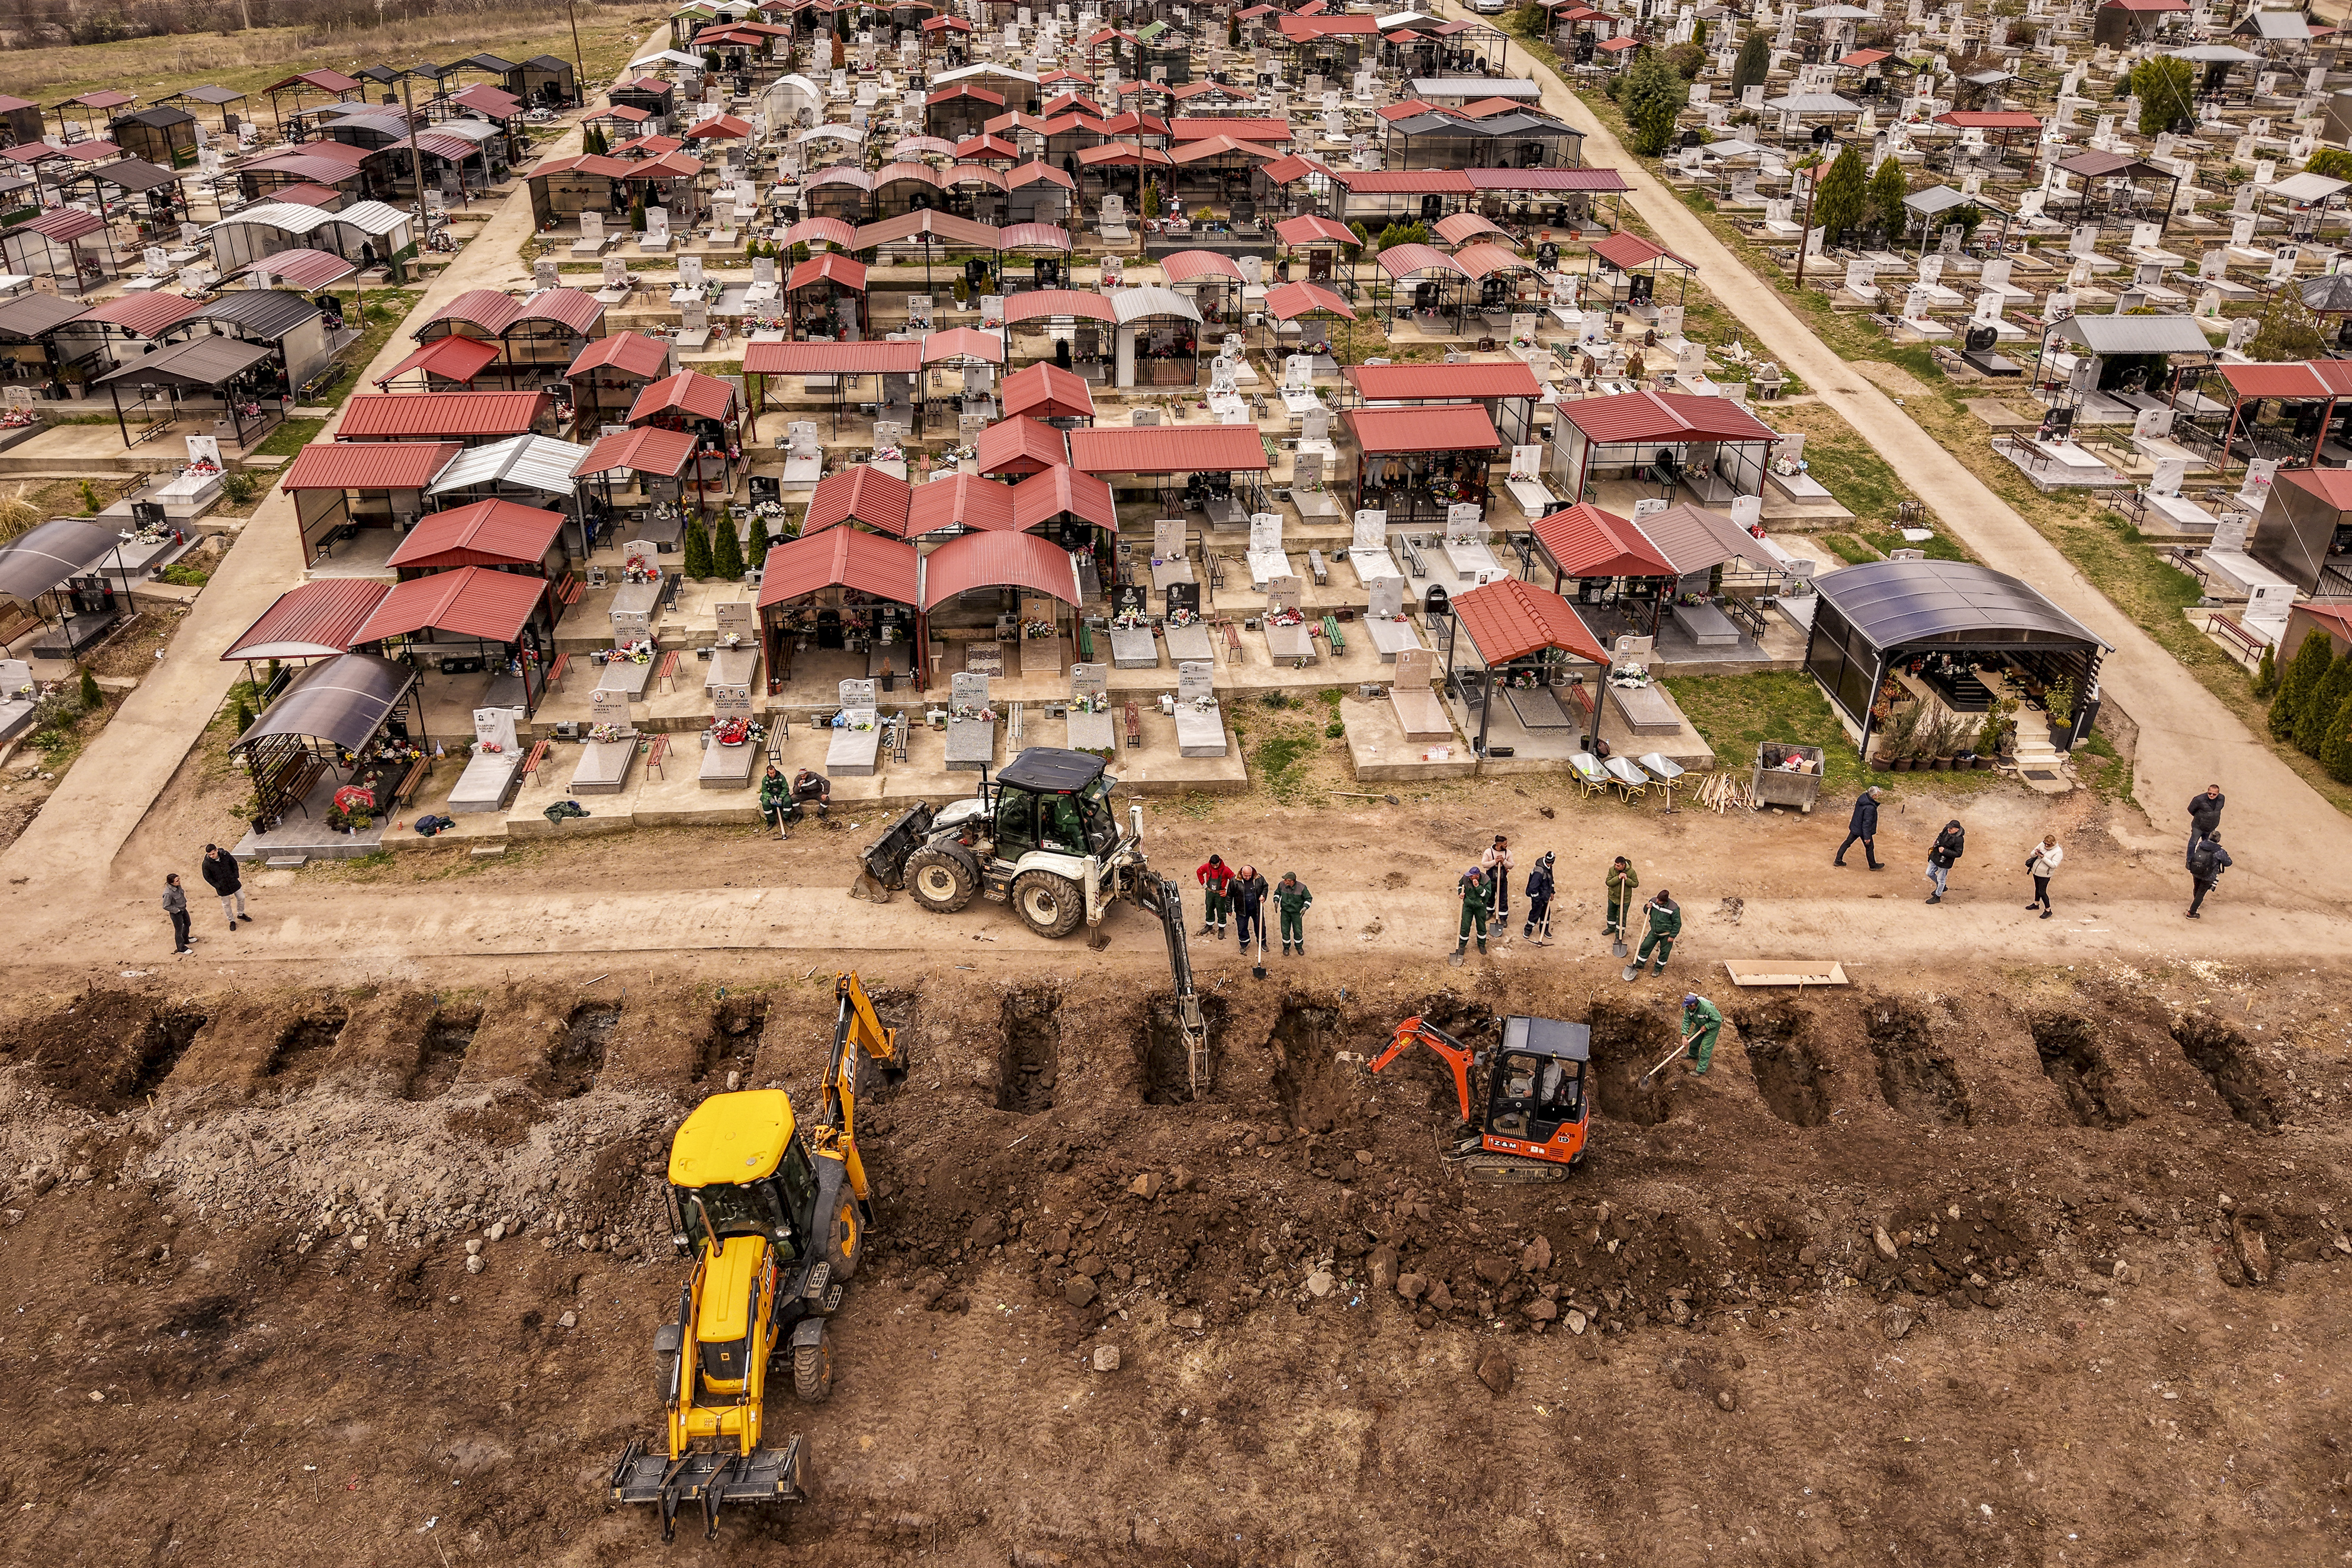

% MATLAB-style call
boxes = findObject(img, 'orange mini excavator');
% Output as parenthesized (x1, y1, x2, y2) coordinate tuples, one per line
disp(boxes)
(1369, 1013, 1592, 1182)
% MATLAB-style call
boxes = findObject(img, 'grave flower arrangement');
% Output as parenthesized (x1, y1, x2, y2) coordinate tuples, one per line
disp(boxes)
(587, 722, 628, 742)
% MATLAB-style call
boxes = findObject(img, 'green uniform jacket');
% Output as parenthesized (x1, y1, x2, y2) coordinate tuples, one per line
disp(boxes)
(759, 774, 790, 811)
(1275, 881, 1313, 916)
(1645, 900, 1683, 939)
(1458, 878, 1490, 916)
(1686, 997, 1722, 1037)
(1607, 866, 1639, 903)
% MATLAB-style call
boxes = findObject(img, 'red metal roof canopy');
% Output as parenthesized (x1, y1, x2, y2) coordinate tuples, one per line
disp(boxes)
(919, 529, 1082, 609)
(1530, 502, 1676, 580)
(573, 425, 696, 479)
(374, 334, 503, 389)
(1453, 578, 1609, 666)
(1346, 361, 1539, 400)
(1067, 423, 1269, 475)
(1000, 362, 1095, 422)
(279, 440, 460, 490)
(804, 465, 914, 537)
(758, 522, 923, 609)
(743, 340, 925, 376)
(907, 473, 1019, 535)
(220, 579, 392, 661)
(337, 391, 550, 441)
(349, 565, 547, 645)
(627, 368, 737, 424)
(384, 498, 567, 570)
(1343, 404, 1501, 454)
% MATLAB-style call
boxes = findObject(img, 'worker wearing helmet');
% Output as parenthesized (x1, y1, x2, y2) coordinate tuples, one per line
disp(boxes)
(1681, 993, 1722, 1076)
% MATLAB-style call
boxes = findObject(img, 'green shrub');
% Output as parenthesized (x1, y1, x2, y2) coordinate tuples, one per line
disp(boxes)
(682, 515, 714, 578)
(2293, 647, 2352, 756)
(2271, 629, 2331, 741)
(78, 666, 101, 711)
(2324, 687, 2352, 782)
(711, 514, 745, 579)
(221, 470, 258, 504)
(235, 698, 255, 735)
(1323, 719, 1344, 738)
(1621, 50, 1690, 157)
(2252, 640, 2277, 699)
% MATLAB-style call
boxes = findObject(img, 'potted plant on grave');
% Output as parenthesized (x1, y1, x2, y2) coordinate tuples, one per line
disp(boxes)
(1975, 698, 2012, 770)
(1879, 704, 1920, 771)
(325, 804, 352, 834)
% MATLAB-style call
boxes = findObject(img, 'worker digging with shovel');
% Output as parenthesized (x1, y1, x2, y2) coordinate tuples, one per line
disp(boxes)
(1642, 993, 1724, 1085)
(1451, 864, 1491, 965)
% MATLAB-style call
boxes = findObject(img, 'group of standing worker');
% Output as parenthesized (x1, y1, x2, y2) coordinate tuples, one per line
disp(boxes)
(1196, 855, 1314, 956)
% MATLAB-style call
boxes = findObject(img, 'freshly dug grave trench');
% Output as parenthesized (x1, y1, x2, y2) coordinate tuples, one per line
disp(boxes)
(1586, 998, 1673, 1126)
(2170, 1013, 2277, 1132)
(2030, 1012, 2136, 1129)
(262, 1011, 348, 1098)
(1865, 997, 1972, 1126)
(996, 989, 1061, 1113)
(544, 1003, 618, 1099)
(695, 993, 770, 1085)
(1135, 992, 1231, 1105)
(405, 1010, 477, 1102)
(1732, 1002, 1832, 1129)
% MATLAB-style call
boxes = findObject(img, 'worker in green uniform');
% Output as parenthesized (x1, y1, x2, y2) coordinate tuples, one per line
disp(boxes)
(1605, 856, 1638, 939)
(1275, 871, 1313, 956)
(1681, 993, 1722, 1075)
(1454, 865, 1490, 957)
(1625, 888, 1681, 981)
(759, 763, 792, 837)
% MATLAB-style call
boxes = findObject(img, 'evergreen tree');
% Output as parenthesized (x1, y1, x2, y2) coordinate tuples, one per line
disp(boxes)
(1731, 33, 1770, 95)
(2324, 687, 2352, 783)
(683, 514, 714, 579)
(2124, 55, 2194, 137)
(1690, 17, 1708, 49)
(2293, 646, 2352, 756)
(1868, 156, 1909, 237)
(712, 513, 746, 579)
(629, 198, 647, 233)
(2252, 640, 2277, 699)
(78, 666, 100, 711)
(1621, 50, 1690, 158)
(2271, 628, 2332, 742)
(746, 523, 770, 571)
(1812, 144, 1870, 242)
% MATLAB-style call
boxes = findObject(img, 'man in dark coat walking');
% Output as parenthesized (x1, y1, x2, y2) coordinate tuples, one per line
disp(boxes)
(1925, 820, 1965, 903)
(2187, 830, 2232, 918)
(2187, 783, 2224, 867)
(1835, 786, 1884, 869)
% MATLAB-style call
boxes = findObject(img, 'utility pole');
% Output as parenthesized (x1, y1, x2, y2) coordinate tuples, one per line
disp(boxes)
(566, 0, 589, 107)
(399, 70, 429, 271)
(1792, 139, 1833, 293)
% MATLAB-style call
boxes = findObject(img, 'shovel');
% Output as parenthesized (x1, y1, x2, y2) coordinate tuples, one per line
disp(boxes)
(1639, 1037, 1693, 1086)
(1252, 929, 1268, 981)
(1330, 789, 1402, 805)
(1620, 962, 1642, 982)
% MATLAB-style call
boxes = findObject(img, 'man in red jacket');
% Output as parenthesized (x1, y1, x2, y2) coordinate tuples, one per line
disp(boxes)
(1196, 853, 1234, 939)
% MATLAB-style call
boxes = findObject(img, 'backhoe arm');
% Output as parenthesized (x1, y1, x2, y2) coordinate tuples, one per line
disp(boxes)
(1368, 1017, 1476, 1123)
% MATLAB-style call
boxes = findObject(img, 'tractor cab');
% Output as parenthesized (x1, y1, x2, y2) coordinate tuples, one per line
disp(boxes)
(986, 748, 1124, 864)
(1481, 1016, 1591, 1164)
(665, 1090, 824, 1266)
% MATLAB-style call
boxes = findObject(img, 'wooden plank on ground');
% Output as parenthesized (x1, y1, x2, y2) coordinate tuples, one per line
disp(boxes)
(1721, 960, 1850, 988)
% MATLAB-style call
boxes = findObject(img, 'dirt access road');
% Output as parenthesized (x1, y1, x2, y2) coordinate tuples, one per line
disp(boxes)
(1, 947, 2348, 1567)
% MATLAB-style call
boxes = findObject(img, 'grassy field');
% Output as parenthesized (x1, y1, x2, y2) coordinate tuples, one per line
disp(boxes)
(0, 7, 652, 108)
(1665, 671, 2010, 802)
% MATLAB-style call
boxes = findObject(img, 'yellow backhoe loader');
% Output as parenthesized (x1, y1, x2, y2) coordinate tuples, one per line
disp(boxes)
(609, 972, 905, 1541)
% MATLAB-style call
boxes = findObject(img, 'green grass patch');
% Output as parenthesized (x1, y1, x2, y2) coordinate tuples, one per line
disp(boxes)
(1249, 725, 1320, 805)
(1817, 534, 1878, 565)
(156, 561, 211, 587)
(251, 417, 327, 459)
(1663, 672, 1865, 796)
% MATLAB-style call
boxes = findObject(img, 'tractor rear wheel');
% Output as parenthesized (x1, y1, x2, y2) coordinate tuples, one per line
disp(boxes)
(1011, 869, 1086, 939)
(904, 844, 979, 913)
(793, 1327, 834, 1403)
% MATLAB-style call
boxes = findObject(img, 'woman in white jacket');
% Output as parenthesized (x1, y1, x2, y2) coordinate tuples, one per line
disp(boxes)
(2026, 834, 2062, 919)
